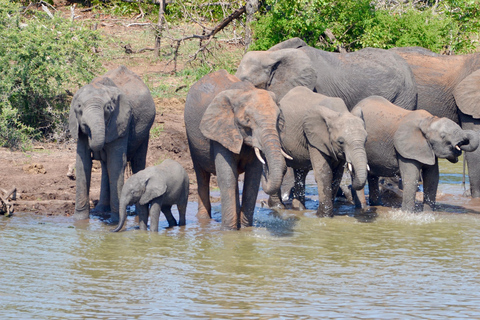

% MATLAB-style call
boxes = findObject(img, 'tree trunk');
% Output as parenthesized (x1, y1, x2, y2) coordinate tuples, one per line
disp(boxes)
(154, 0, 166, 57)
(244, 0, 259, 51)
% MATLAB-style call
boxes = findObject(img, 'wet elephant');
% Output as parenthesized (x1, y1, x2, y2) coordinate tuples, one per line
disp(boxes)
(352, 96, 479, 212)
(112, 159, 189, 232)
(235, 37, 418, 110)
(268, 86, 368, 217)
(391, 46, 480, 198)
(69, 66, 156, 221)
(184, 70, 288, 230)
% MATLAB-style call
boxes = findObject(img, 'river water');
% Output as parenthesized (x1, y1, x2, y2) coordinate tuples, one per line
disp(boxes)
(1, 160, 480, 319)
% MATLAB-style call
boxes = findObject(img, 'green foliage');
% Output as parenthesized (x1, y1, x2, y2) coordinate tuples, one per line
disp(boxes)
(251, 0, 480, 53)
(0, 1, 103, 149)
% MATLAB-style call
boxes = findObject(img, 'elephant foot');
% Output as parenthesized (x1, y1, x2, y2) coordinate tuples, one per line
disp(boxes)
(291, 199, 306, 211)
(267, 196, 285, 210)
(72, 209, 90, 220)
(197, 211, 212, 220)
(91, 204, 111, 216)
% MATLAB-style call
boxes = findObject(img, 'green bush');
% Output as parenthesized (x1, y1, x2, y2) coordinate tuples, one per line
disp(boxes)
(250, 0, 480, 53)
(0, 1, 103, 149)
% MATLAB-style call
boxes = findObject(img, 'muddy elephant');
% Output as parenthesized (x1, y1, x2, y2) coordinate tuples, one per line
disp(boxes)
(352, 96, 479, 212)
(390, 47, 480, 197)
(235, 37, 417, 110)
(268, 86, 368, 217)
(69, 66, 156, 221)
(184, 70, 287, 230)
(112, 159, 189, 232)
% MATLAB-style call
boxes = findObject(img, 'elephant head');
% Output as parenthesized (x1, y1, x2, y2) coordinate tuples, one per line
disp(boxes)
(394, 110, 479, 165)
(199, 81, 287, 195)
(112, 170, 167, 232)
(235, 48, 317, 102)
(302, 105, 368, 190)
(69, 77, 132, 152)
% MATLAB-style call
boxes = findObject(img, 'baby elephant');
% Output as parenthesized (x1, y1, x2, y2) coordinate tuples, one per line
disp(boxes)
(111, 159, 189, 232)
(352, 96, 479, 212)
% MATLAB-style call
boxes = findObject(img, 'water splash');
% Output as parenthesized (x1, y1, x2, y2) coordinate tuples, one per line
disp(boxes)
(382, 208, 437, 224)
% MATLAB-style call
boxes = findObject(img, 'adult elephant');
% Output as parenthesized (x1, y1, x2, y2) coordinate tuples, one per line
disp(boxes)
(235, 37, 418, 110)
(69, 66, 156, 221)
(352, 96, 479, 212)
(390, 47, 480, 197)
(268, 86, 368, 217)
(184, 70, 287, 230)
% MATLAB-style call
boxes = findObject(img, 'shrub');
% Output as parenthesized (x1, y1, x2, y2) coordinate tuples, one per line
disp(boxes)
(0, 1, 103, 149)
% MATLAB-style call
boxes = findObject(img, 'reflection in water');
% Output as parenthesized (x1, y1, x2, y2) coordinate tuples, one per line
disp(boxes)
(1, 163, 480, 318)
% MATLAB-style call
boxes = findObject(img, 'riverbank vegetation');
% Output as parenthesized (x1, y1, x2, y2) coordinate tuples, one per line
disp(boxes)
(1, 0, 480, 150)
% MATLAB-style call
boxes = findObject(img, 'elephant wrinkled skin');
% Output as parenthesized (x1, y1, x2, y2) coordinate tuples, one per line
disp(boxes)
(352, 96, 479, 212)
(235, 37, 417, 110)
(112, 159, 189, 232)
(268, 86, 368, 217)
(391, 47, 480, 197)
(69, 66, 156, 221)
(184, 70, 287, 230)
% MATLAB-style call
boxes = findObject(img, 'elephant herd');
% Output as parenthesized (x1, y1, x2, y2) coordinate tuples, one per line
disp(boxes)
(68, 38, 480, 231)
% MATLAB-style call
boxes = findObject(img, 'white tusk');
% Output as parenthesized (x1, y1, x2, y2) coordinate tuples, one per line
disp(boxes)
(281, 149, 293, 160)
(456, 145, 461, 151)
(367, 164, 370, 172)
(255, 147, 266, 165)
(347, 162, 353, 172)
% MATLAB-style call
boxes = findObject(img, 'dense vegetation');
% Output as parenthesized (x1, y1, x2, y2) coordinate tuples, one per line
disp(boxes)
(1, 0, 480, 149)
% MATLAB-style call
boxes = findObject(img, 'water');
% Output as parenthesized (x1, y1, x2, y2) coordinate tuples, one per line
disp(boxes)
(1, 160, 480, 319)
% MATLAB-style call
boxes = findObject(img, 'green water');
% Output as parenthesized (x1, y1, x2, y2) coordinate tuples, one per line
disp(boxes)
(1, 159, 480, 319)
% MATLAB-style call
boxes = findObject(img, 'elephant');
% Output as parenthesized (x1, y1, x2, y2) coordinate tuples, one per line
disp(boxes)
(111, 159, 189, 232)
(235, 37, 418, 110)
(184, 69, 288, 230)
(69, 66, 156, 221)
(268, 86, 368, 217)
(390, 46, 480, 197)
(351, 96, 479, 212)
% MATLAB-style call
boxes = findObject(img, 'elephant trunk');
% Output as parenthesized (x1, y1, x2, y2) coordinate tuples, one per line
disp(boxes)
(111, 193, 130, 232)
(459, 130, 479, 152)
(83, 105, 106, 152)
(346, 143, 368, 190)
(260, 128, 287, 195)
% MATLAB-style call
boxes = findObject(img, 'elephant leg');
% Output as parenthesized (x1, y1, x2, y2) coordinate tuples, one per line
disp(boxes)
(105, 139, 128, 221)
(130, 138, 148, 175)
(292, 168, 308, 210)
(214, 144, 240, 230)
(240, 160, 263, 228)
(398, 158, 422, 212)
(177, 201, 187, 226)
(367, 175, 382, 206)
(422, 161, 439, 211)
(137, 203, 149, 231)
(331, 164, 345, 204)
(195, 167, 212, 219)
(92, 160, 111, 214)
(465, 150, 480, 197)
(309, 149, 334, 217)
(73, 134, 92, 220)
(161, 205, 178, 229)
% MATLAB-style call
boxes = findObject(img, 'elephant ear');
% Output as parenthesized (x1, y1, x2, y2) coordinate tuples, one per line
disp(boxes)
(200, 89, 243, 154)
(105, 87, 132, 144)
(267, 49, 317, 101)
(454, 69, 480, 118)
(268, 37, 308, 51)
(303, 106, 338, 157)
(139, 176, 167, 206)
(394, 111, 435, 165)
(351, 106, 365, 124)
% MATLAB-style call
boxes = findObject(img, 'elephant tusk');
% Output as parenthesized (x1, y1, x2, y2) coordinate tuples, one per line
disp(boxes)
(456, 145, 461, 151)
(281, 149, 293, 160)
(347, 162, 353, 173)
(255, 147, 266, 165)
(367, 164, 370, 172)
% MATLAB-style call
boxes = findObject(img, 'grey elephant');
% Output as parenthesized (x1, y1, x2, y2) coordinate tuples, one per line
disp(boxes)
(268, 86, 368, 217)
(390, 47, 480, 198)
(111, 159, 189, 232)
(69, 66, 156, 221)
(235, 37, 417, 110)
(351, 96, 479, 212)
(184, 70, 288, 230)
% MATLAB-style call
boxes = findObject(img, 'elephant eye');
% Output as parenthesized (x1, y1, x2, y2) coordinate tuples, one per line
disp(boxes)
(338, 138, 345, 145)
